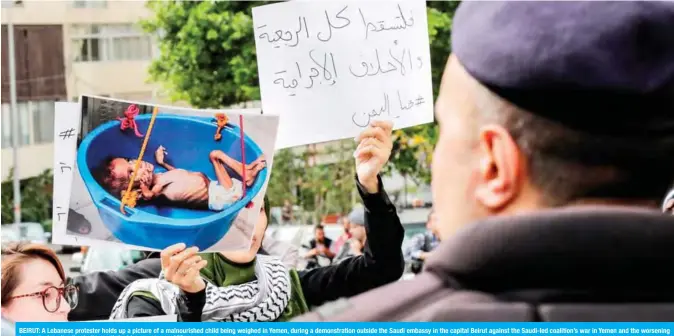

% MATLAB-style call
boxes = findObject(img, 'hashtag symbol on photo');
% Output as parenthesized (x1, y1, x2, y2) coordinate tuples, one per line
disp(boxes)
(59, 128, 75, 140)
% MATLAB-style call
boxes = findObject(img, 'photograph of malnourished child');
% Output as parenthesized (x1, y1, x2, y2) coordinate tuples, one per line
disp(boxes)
(61, 95, 279, 251)
(96, 146, 266, 212)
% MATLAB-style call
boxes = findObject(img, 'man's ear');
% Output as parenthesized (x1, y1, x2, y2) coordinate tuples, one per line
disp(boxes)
(474, 125, 523, 211)
(665, 199, 674, 213)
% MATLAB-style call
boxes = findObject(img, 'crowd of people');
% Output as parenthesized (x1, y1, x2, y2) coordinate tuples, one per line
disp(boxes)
(3, 0, 674, 323)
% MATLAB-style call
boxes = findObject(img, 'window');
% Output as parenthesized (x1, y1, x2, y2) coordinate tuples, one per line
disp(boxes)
(72, 24, 153, 62)
(2, 104, 11, 148)
(31, 101, 55, 144)
(18, 103, 30, 146)
(72, 0, 106, 8)
(1, 101, 56, 148)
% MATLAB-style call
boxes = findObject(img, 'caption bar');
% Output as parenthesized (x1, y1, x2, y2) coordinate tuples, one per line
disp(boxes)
(15, 322, 674, 336)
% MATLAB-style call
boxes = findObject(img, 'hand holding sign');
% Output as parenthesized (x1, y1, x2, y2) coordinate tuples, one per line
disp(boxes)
(355, 120, 394, 194)
(161, 243, 208, 294)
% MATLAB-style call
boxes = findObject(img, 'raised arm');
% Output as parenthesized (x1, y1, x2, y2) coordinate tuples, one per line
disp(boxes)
(297, 120, 404, 307)
(298, 175, 404, 307)
(155, 146, 175, 171)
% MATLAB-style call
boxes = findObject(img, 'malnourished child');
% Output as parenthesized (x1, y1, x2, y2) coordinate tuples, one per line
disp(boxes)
(95, 146, 265, 211)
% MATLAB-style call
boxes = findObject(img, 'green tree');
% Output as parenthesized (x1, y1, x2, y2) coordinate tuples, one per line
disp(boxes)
(142, 1, 273, 107)
(266, 141, 357, 224)
(1, 169, 54, 228)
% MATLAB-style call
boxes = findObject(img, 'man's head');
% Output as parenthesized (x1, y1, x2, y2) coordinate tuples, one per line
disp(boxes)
(94, 157, 155, 197)
(314, 225, 325, 242)
(347, 207, 366, 242)
(432, 2, 674, 240)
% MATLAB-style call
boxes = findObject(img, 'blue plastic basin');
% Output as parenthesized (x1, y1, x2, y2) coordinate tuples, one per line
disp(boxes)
(77, 113, 267, 250)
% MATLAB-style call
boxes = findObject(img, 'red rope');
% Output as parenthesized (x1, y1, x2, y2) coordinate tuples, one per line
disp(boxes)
(239, 115, 246, 198)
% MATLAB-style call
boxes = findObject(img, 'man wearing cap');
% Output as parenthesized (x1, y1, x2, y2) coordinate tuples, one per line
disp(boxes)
(296, 1, 674, 321)
(333, 207, 368, 263)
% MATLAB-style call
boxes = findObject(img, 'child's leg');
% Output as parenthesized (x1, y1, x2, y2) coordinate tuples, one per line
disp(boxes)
(209, 150, 266, 184)
(209, 151, 234, 189)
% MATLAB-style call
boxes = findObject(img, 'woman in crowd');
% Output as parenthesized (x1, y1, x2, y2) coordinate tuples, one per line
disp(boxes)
(1, 241, 162, 322)
(1, 243, 77, 321)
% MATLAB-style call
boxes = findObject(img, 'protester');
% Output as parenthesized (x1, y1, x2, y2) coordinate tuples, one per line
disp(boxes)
(296, 1, 674, 321)
(109, 120, 405, 321)
(1, 241, 163, 322)
(1, 243, 77, 321)
(304, 224, 335, 266)
(402, 209, 440, 273)
(330, 216, 352, 254)
(333, 207, 367, 263)
(281, 199, 294, 224)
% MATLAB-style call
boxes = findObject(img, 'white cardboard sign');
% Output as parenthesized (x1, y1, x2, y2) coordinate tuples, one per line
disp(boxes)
(253, 0, 434, 148)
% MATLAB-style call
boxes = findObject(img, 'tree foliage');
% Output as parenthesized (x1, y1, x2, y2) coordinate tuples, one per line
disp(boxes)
(1, 169, 54, 228)
(389, 2, 459, 185)
(142, 1, 271, 108)
(143, 1, 458, 217)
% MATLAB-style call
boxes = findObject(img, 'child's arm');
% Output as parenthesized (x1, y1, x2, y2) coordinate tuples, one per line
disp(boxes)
(156, 146, 176, 171)
(139, 184, 156, 201)
(159, 162, 176, 171)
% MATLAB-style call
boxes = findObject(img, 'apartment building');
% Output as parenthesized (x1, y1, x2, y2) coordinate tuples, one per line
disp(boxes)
(1, 0, 158, 180)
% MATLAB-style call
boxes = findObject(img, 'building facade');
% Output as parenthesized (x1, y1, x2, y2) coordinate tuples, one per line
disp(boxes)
(1, 0, 158, 180)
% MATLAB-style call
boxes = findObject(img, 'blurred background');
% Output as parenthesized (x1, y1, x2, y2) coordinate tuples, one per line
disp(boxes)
(1, 0, 456, 279)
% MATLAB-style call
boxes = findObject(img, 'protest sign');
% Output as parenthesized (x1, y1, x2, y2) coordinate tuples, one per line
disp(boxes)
(51, 97, 279, 252)
(253, 0, 434, 148)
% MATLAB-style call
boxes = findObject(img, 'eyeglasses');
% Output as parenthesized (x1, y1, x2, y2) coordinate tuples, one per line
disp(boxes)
(9, 285, 78, 313)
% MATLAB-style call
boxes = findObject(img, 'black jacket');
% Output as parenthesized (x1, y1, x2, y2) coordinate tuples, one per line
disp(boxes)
(68, 257, 162, 321)
(69, 175, 404, 321)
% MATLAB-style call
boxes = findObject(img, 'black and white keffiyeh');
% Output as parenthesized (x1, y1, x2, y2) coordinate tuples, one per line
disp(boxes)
(109, 255, 291, 322)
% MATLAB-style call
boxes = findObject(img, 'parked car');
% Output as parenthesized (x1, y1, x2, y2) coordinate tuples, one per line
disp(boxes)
(70, 246, 147, 274)
(2, 223, 50, 245)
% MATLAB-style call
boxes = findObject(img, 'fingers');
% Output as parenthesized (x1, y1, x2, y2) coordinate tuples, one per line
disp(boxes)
(160, 243, 186, 269)
(175, 255, 203, 277)
(172, 259, 208, 293)
(165, 246, 199, 281)
(357, 137, 384, 151)
(355, 143, 388, 161)
(183, 260, 208, 280)
(356, 126, 389, 144)
(369, 120, 394, 133)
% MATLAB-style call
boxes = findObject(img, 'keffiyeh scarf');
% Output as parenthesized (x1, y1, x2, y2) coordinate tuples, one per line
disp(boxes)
(109, 255, 291, 322)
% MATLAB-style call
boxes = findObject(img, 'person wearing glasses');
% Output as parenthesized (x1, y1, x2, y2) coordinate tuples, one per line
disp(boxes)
(1, 243, 78, 321)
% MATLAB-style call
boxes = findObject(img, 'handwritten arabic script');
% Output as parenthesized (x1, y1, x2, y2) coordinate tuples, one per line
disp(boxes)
(253, 1, 434, 148)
